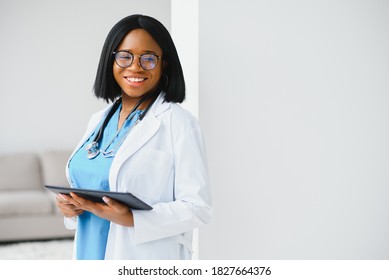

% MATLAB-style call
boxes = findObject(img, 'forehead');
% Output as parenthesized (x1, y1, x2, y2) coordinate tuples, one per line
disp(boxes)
(117, 29, 162, 54)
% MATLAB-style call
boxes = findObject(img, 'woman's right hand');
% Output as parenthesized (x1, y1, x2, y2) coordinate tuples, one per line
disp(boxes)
(56, 193, 84, 217)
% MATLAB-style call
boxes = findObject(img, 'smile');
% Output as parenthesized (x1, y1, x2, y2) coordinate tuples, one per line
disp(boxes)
(126, 77, 147, 83)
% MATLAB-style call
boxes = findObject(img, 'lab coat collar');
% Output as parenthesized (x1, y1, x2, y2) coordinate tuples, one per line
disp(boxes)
(148, 91, 170, 118)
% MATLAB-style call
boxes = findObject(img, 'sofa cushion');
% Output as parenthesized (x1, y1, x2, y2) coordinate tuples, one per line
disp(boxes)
(40, 150, 71, 187)
(0, 190, 52, 216)
(0, 153, 42, 191)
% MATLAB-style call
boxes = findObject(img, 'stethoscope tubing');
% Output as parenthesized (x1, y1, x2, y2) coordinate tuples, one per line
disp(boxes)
(85, 93, 157, 159)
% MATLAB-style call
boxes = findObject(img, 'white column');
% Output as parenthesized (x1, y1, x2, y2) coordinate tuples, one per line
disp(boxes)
(171, 0, 200, 259)
(171, 0, 199, 116)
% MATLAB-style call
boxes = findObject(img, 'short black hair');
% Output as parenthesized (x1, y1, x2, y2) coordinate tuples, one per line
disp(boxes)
(93, 14, 185, 103)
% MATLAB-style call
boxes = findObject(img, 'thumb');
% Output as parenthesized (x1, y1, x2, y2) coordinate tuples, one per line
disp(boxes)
(102, 196, 128, 213)
(102, 196, 115, 207)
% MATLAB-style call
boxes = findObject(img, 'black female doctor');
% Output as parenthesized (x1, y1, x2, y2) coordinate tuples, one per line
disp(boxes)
(55, 14, 212, 260)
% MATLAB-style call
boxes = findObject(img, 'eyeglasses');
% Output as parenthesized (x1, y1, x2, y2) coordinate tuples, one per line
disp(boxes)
(113, 51, 162, 70)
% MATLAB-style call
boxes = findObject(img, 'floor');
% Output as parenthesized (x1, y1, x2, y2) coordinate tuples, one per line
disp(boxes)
(0, 238, 73, 260)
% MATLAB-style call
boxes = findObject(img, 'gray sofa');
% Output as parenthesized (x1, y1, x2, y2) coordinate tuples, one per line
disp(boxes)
(0, 150, 74, 242)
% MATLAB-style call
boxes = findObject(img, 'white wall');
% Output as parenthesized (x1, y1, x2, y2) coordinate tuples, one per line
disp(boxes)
(171, 0, 199, 116)
(171, 0, 200, 259)
(199, 0, 389, 259)
(0, 0, 170, 154)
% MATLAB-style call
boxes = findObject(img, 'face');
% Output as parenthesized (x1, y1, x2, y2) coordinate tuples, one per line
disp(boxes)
(113, 29, 163, 101)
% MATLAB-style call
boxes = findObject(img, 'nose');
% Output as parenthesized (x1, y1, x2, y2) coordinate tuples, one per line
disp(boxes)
(128, 55, 143, 71)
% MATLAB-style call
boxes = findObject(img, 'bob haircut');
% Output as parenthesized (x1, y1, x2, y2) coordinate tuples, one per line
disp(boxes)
(93, 14, 185, 103)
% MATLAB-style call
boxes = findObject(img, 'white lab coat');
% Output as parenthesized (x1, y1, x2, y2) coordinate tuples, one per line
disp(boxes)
(64, 92, 212, 260)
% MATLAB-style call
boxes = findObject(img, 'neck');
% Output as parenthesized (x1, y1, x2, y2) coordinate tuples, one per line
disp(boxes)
(120, 91, 158, 116)
(121, 96, 146, 115)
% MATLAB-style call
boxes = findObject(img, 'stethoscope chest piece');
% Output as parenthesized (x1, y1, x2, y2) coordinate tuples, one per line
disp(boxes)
(85, 141, 100, 159)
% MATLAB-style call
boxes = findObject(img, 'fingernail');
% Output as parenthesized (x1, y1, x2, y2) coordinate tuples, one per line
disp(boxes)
(102, 196, 110, 204)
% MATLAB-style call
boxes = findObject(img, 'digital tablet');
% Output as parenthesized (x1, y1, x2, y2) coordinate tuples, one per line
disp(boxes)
(45, 185, 152, 210)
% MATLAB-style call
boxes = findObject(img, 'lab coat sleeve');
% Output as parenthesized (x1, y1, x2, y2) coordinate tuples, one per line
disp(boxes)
(64, 216, 77, 229)
(131, 124, 212, 245)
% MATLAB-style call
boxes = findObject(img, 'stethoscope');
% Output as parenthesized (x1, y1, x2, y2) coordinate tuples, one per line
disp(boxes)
(85, 94, 156, 159)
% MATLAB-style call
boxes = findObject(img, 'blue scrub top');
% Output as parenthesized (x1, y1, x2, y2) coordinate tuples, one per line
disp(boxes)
(68, 104, 142, 260)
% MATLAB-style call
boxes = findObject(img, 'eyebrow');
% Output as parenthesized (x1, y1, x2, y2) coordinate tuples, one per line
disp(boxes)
(120, 49, 159, 54)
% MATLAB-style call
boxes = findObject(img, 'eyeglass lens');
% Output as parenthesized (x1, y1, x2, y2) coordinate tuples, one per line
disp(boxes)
(114, 51, 160, 70)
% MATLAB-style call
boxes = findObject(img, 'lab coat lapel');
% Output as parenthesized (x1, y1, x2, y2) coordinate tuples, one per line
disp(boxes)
(112, 93, 169, 164)
(115, 116, 161, 162)
(108, 116, 161, 191)
(108, 92, 169, 189)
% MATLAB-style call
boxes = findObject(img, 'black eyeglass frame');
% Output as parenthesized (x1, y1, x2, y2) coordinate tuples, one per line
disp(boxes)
(112, 51, 163, 70)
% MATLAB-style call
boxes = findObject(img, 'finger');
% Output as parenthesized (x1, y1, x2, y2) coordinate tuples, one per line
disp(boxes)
(57, 201, 79, 212)
(74, 209, 84, 215)
(56, 200, 84, 217)
(56, 196, 75, 209)
(57, 193, 70, 202)
(68, 192, 86, 206)
(69, 192, 101, 212)
(102, 196, 128, 213)
(63, 209, 84, 218)
(57, 194, 80, 209)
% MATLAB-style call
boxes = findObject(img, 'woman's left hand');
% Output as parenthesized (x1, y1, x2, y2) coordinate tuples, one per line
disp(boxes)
(66, 192, 134, 227)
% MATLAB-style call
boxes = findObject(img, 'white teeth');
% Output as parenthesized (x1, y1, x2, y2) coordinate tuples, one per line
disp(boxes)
(127, 77, 145, 82)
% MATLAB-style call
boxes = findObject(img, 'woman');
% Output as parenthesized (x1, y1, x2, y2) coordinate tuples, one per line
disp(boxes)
(56, 14, 212, 260)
